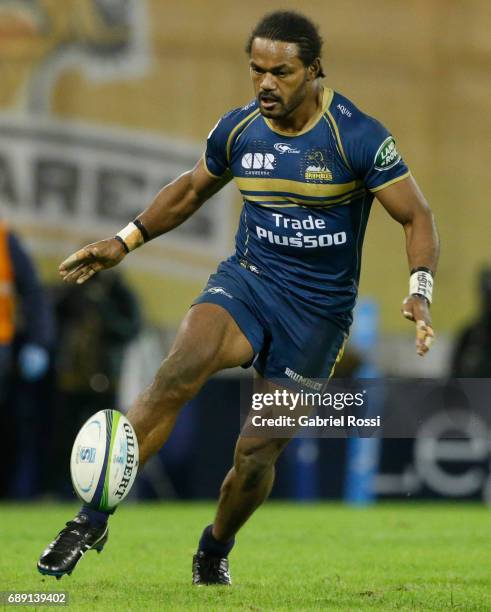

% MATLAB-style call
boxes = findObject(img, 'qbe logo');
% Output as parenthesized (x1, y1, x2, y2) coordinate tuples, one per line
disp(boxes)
(241, 153, 276, 170)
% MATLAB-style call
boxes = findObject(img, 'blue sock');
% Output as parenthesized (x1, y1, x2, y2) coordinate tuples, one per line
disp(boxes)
(80, 505, 111, 528)
(198, 524, 235, 558)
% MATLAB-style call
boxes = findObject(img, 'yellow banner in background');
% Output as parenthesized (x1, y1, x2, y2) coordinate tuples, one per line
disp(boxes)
(0, 115, 232, 275)
(0, 0, 235, 326)
(0, 0, 150, 111)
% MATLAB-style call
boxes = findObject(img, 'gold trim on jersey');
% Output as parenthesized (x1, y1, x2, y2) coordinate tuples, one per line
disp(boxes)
(370, 171, 411, 193)
(243, 209, 250, 255)
(254, 198, 358, 209)
(243, 187, 366, 207)
(322, 111, 353, 173)
(328, 335, 348, 380)
(235, 112, 261, 145)
(253, 203, 300, 208)
(263, 87, 334, 137)
(235, 176, 363, 198)
(226, 108, 261, 163)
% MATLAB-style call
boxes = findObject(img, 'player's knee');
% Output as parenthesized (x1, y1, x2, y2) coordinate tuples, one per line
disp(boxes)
(234, 440, 282, 489)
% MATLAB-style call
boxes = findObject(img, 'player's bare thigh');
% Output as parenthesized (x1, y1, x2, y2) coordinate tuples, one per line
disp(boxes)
(128, 303, 254, 446)
(154, 302, 255, 396)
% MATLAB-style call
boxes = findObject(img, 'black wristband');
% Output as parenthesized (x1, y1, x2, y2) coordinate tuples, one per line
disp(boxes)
(133, 218, 150, 242)
(410, 266, 433, 277)
(114, 234, 129, 253)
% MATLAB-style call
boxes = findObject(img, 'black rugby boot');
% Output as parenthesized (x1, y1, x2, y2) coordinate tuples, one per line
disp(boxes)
(37, 513, 108, 579)
(192, 551, 232, 586)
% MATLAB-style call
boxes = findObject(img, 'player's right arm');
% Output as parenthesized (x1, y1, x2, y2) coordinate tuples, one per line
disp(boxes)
(139, 159, 230, 238)
(59, 157, 230, 285)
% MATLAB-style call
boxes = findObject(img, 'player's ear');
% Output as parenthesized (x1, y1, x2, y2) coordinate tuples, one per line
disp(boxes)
(307, 58, 321, 81)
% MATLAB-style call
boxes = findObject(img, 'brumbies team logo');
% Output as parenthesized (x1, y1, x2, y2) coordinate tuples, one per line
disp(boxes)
(304, 151, 333, 181)
(374, 136, 401, 171)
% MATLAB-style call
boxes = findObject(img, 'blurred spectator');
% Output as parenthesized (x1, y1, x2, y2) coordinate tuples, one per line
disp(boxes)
(451, 265, 491, 377)
(49, 269, 142, 495)
(0, 223, 53, 396)
(0, 222, 55, 497)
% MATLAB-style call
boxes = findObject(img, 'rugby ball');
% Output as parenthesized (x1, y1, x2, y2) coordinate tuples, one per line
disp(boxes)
(70, 409, 139, 512)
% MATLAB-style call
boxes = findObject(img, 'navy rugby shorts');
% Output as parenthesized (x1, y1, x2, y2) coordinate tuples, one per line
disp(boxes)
(192, 257, 348, 382)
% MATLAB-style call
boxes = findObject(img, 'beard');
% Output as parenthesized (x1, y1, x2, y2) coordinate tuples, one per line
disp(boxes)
(257, 83, 307, 120)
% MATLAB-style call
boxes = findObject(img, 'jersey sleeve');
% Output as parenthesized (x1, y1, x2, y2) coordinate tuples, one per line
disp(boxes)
(203, 113, 233, 178)
(333, 98, 410, 192)
(351, 117, 409, 192)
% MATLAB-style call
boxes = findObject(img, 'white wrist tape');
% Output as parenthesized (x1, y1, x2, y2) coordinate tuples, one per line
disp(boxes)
(409, 269, 433, 304)
(116, 222, 144, 252)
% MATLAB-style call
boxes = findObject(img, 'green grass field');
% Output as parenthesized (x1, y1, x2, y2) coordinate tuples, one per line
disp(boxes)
(1, 502, 490, 610)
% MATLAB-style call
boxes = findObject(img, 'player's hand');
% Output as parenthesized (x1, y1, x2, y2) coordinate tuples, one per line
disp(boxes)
(59, 238, 126, 284)
(401, 294, 434, 357)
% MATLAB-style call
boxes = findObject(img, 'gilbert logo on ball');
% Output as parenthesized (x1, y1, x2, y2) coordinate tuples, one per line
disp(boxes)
(70, 409, 139, 512)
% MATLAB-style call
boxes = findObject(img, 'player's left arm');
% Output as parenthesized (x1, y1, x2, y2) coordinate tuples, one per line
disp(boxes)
(374, 175, 440, 356)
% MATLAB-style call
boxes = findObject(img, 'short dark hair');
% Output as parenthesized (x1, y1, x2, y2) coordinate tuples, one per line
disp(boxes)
(245, 10, 325, 78)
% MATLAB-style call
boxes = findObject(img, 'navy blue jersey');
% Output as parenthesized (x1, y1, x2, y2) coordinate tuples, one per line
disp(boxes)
(204, 88, 410, 317)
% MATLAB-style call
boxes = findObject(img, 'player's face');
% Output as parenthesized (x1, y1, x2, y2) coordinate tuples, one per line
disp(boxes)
(249, 38, 312, 119)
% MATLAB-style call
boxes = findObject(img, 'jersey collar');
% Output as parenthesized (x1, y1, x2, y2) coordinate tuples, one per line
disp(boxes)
(263, 87, 333, 137)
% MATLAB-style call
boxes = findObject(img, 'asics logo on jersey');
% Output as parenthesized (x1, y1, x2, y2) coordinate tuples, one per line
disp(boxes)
(206, 286, 233, 299)
(274, 143, 300, 154)
(241, 153, 276, 170)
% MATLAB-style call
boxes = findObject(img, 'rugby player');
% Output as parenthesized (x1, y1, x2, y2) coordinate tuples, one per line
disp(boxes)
(38, 10, 439, 585)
